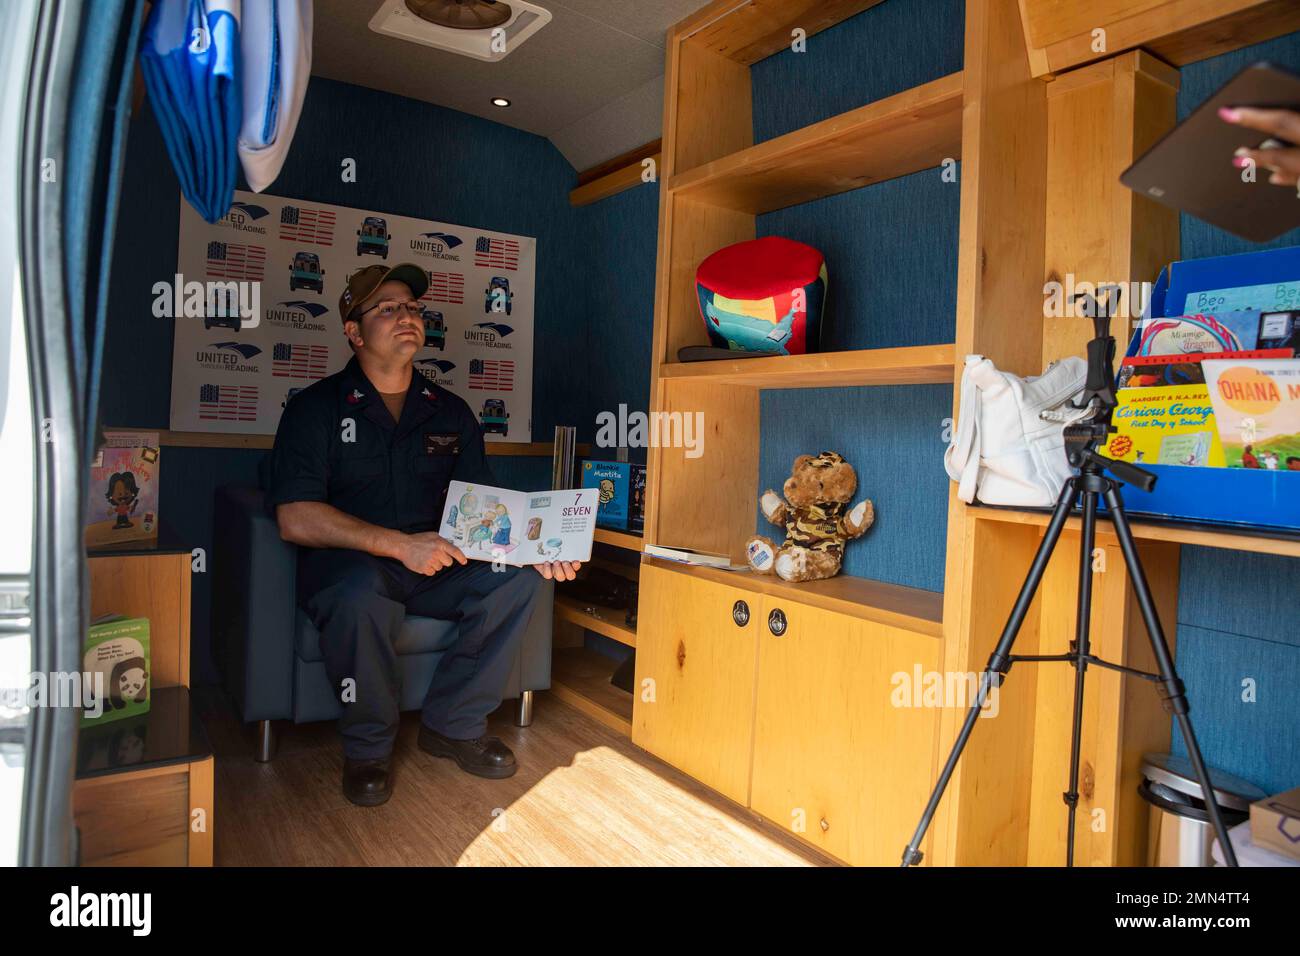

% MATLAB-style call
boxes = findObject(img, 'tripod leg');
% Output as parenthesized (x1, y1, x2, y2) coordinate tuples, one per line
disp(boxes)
(1063, 489, 1099, 867)
(900, 478, 1080, 867)
(1103, 486, 1239, 867)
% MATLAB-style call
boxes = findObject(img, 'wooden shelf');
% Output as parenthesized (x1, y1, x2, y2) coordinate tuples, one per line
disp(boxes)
(659, 343, 955, 389)
(554, 593, 637, 648)
(593, 527, 644, 552)
(668, 72, 963, 214)
(679, 0, 887, 66)
(971, 505, 1300, 559)
(644, 558, 943, 638)
(549, 646, 633, 736)
(1018, 0, 1300, 79)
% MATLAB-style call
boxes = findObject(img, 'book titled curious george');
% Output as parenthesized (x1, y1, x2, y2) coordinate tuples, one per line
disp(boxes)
(1106, 384, 1226, 469)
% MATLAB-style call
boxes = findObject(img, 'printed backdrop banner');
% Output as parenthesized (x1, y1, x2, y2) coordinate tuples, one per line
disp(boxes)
(169, 189, 536, 443)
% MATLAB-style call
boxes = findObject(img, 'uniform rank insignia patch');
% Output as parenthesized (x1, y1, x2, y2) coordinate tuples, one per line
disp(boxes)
(425, 432, 460, 455)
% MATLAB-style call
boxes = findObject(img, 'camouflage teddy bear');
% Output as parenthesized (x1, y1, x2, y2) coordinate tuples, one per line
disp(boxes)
(745, 451, 875, 583)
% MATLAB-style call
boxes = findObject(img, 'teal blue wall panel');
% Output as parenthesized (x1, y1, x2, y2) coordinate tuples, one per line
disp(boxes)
(751, 0, 965, 143)
(757, 385, 951, 592)
(577, 180, 660, 462)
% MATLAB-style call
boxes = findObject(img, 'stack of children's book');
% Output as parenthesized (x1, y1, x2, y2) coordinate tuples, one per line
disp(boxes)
(1109, 310, 1300, 474)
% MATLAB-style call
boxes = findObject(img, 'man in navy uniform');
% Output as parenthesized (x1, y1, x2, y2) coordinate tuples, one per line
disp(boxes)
(267, 263, 578, 806)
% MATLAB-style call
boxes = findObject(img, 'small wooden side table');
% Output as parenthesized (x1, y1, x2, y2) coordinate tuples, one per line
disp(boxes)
(76, 540, 213, 866)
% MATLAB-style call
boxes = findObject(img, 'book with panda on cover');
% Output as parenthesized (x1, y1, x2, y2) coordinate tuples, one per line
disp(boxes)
(440, 481, 596, 566)
(80, 615, 150, 727)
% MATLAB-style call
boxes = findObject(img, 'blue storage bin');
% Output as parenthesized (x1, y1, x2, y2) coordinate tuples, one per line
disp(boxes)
(1104, 464, 1300, 533)
(1110, 246, 1300, 533)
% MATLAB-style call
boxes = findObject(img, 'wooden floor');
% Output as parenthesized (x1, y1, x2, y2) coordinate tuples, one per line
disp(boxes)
(199, 688, 829, 867)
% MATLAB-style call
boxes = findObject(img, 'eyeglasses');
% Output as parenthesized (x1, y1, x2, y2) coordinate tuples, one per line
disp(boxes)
(363, 300, 423, 319)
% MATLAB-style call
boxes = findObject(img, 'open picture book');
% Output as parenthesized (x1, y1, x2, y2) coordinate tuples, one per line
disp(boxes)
(440, 480, 596, 566)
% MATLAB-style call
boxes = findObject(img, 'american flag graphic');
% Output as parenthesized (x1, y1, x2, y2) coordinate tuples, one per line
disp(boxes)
(271, 343, 329, 379)
(422, 271, 465, 304)
(279, 204, 337, 245)
(474, 236, 520, 270)
(206, 241, 266, 281)
(468, 359, 515, 391)
(198, 384, 258, 421)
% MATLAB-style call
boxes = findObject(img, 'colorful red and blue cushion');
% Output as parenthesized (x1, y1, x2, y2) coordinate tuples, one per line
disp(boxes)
(695, 236, 827, 355)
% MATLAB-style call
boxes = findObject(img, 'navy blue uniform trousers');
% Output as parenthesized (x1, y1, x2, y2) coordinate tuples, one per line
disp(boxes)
(297, 548, 543, 759)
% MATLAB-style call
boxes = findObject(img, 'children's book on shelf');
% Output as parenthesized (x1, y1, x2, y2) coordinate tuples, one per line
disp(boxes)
(643, 543, 749, 571)
(441, 480, 596, 566)
(81, 615, 150, 727)
(1107, 384, 1226, 468)
(1128, 310, 1300, 357)
(581, 460, 646, 531)
(1202, 359, 1300, 470)
(84, 430, 160, 547)
(1117, 349, 1292, 389)
(630, 464, 646, 533)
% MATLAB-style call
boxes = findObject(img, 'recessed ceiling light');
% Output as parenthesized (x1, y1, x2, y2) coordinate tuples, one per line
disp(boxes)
(491, 97, 511, 108)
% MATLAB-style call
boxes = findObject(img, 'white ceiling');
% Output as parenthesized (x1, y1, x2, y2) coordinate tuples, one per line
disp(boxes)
(311, 0, 710, 172)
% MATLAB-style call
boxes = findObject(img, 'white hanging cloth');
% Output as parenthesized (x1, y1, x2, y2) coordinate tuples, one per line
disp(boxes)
(238, 0, 313, 192)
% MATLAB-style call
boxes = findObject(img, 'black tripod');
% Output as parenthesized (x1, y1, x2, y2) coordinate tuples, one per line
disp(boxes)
(902, 295, 1239, 867)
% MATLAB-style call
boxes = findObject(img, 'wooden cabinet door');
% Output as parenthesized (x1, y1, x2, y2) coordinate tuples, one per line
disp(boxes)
(750, 601, 943, 865)
(631, 564, 760, 805)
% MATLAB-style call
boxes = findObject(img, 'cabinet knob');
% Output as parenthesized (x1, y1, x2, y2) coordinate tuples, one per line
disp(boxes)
(732, 600, 750, 627)
(767, 607, 787, 636)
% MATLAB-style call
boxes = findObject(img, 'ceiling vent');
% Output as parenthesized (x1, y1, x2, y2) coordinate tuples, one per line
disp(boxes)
(369, 0, 552, 62)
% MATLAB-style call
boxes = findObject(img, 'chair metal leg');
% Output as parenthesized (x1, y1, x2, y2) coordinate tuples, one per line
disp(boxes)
(515, 690, 534, 728)
(254, 719, 275, 762)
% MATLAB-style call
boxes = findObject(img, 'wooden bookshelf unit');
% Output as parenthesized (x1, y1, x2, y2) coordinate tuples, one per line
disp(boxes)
(631, 0, 1283, 867)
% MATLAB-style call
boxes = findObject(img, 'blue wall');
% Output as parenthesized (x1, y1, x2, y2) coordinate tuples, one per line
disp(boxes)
(751, 0, 964, 592)
(751, 0, 965, 143)
(576, 179, 660, 465)
(1168, 32, 1300, 795)
(102, 76, 654, 683)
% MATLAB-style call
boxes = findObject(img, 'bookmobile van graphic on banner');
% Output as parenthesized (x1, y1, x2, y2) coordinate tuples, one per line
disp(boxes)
(168, 190, 536, 444)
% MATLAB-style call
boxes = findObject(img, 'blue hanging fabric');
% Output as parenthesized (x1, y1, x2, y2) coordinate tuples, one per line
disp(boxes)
(138, 0, 243, 223)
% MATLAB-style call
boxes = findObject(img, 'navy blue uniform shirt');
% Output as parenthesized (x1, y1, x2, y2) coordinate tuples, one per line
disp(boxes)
(267, 355, 496, 533)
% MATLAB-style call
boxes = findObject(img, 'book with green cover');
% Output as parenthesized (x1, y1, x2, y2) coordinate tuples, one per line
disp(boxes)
(81, 615, 150, 726)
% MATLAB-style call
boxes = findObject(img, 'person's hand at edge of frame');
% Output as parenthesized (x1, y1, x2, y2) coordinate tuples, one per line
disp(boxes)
(1221, 106, 1300, 188)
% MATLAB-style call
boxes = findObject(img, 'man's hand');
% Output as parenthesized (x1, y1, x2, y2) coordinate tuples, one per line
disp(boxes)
(397, 532, 467, 576)
(534, 561, 581, 582)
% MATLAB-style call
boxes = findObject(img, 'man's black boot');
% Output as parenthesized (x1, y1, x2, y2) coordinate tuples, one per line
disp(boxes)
(342, 756, 392, 806)
(418, 726, 517, 779)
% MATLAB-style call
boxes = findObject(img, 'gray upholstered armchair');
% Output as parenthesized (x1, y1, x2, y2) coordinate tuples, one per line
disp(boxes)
(211, 480, 553, 761)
